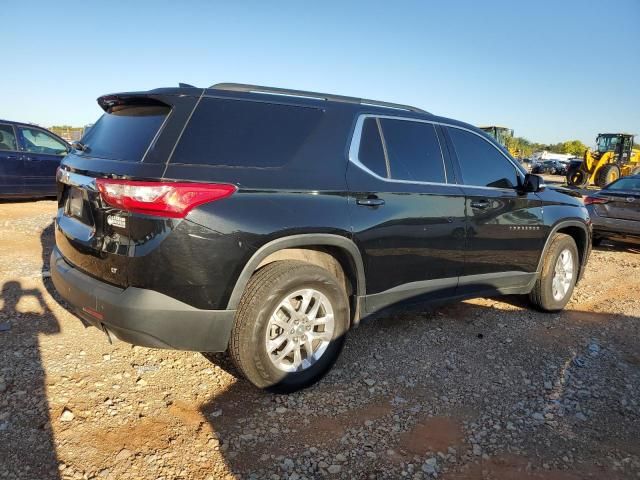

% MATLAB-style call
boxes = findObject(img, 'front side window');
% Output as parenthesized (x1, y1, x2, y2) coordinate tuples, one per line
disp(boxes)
(0, 124, 17, 151)
(447, 127, 518, 189)
(18, 127, 68, 155)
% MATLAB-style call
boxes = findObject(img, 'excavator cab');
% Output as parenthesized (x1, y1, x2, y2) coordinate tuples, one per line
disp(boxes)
(596, 133, 632, 159)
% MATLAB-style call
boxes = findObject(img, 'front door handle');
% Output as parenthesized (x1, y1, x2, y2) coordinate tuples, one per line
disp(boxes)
(470, 199, 490, 209)
(357, 196, 385, 207)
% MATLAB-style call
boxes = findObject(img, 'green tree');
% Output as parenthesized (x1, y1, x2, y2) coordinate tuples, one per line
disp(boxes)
(560, 140, 587, 156)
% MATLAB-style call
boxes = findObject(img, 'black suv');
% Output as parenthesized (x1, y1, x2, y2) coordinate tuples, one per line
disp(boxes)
(51, 83, 591, 392)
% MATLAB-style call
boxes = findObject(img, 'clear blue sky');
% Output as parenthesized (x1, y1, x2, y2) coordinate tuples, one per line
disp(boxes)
(3, 0, 639, 145)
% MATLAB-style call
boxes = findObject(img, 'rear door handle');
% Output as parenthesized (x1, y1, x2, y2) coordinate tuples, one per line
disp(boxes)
(470, 199, 490, 209)
(357, 196, 385, 207)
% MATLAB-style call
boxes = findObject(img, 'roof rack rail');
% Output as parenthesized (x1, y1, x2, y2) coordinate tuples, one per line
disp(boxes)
(210, 83, 429, 114)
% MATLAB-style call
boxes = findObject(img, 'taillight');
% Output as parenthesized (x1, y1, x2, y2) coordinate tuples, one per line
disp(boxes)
(583, 196, 608, 206)
(96, 179, 236, 218)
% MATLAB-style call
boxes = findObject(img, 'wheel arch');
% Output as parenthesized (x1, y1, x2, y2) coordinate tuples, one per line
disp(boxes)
(537, 220, 591, 281)
(227, 234, 366, 322)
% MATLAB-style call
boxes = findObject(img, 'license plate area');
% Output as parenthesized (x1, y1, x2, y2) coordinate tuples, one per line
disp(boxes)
(64, 186, 93, 225)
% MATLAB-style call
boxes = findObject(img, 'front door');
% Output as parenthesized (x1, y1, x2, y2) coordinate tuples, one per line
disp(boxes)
(443, 126, 546, 295)
(347, 115, 466, 314)
(16, 126, 68, 196)
(0, 123, 23, 196)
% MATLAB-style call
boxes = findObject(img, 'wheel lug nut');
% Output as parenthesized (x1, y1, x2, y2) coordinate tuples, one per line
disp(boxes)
(290, 329, 295, 334)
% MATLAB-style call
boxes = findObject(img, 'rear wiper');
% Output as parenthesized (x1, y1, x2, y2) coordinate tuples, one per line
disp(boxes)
(71, 141, 89, 152)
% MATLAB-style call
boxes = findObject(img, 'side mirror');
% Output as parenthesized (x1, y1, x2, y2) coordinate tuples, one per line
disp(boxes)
(520, 173, 545, 193)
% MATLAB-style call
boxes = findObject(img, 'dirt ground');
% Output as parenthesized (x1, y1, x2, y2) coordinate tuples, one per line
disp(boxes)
(0, 198, 639, 480)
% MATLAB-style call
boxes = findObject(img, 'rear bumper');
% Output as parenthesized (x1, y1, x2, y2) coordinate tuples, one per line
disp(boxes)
(50, 248, 236, 351)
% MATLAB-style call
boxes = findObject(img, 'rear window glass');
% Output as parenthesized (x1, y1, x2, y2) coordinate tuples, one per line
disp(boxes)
(80, 105, 169, 162)
(380, 118, 446, 183)
(171, 98, 324, 167)
(607, 177, 640, 191)
(358, 118, 388, 178)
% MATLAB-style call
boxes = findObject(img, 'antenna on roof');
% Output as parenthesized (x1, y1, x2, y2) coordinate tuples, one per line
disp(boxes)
(179, 82, 196, 88)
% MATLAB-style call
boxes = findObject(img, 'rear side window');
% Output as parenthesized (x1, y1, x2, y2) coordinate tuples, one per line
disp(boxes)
(171, 98, 324, 167)
(358, 118, 388, 178)
(356, 117, 446, 183)
(80, 105, 169, 162)
(380, 119, 445, 183)
(447, 127, 518, 188)
(0, 124, 17, 151)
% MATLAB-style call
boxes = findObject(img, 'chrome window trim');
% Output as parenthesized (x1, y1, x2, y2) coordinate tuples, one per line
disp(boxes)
(348, 114, 525, 191)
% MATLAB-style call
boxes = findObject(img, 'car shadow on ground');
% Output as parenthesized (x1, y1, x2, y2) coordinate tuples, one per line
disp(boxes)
(0, 221, 61, 479)
(593, 239, 640, 254)
(198, 297, 639, 479)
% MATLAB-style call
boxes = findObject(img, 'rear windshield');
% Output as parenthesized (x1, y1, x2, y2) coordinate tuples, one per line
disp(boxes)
(170, 98, 324, 167)
(607, 177, 640, 191)
(79, 104, 169, 162)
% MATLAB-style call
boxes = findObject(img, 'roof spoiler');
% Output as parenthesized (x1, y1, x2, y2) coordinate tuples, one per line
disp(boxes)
(97, 94, 172, 113)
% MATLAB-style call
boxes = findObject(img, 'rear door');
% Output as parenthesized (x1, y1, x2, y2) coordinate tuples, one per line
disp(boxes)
(17, 126, 69, 196)
(443, 125, 545, 294)
(0, 123, 22, 195)
(347, 115, 466, 314)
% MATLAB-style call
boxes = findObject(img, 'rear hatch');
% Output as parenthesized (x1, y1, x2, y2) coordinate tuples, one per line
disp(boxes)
(593, 190, 640, 221)
(55, 91, 200, 287)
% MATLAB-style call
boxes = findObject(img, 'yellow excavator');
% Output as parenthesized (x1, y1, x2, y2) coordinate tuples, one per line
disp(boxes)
(479, 126, 518, 157)
(566, 133, 640, 188)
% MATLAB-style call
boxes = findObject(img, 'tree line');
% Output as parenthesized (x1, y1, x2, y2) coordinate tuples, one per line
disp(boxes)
(506, 137, 588, 158)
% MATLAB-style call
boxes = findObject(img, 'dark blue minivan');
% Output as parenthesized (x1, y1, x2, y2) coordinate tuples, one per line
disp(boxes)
(0, 120, 70, 198)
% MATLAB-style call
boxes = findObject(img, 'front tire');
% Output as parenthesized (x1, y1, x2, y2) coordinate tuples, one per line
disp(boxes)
(566, 167, 589, 187)
(229, 260, 349, 393)
(529, 233, 579, 312)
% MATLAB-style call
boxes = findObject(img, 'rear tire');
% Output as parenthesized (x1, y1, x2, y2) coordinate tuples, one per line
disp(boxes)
(228, 260, 349, 393)
(595, 164, 620, 187)
(529, 233, 579, 312)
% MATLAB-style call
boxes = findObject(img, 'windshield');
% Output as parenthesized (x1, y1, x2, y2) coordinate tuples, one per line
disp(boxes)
(596, 135, 619, 153)
(606, 177, 640, 191)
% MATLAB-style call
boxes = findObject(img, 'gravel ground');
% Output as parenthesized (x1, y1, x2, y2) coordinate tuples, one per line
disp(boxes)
(1, 199, 639, 480)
